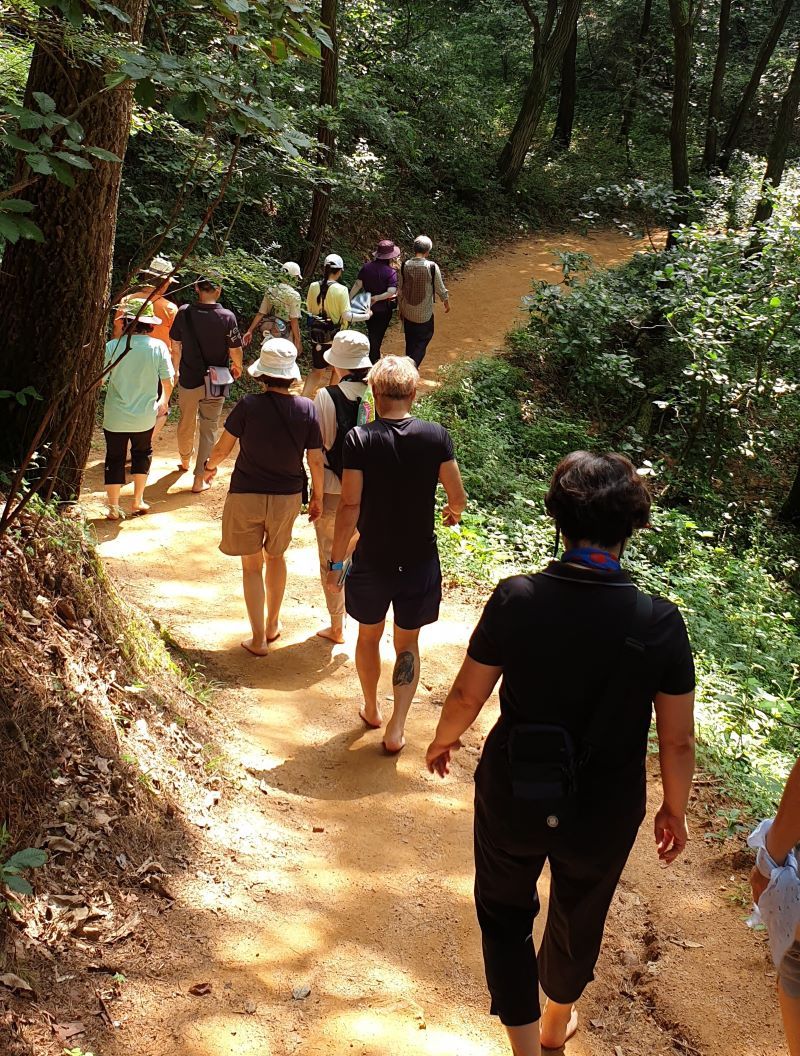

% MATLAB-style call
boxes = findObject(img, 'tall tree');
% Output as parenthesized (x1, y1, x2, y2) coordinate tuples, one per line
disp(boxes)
(498, 0, 582, 190)
(551, 23, 578, 148)
(754, 37, 800, 222)
(702, 0, 732, 171)
(0, 0, 148, 499)
(717, 0, 795, 171)
(667, 0, 702, 247)
(302, 0, 339, 277)
(618, 0, 654, 144)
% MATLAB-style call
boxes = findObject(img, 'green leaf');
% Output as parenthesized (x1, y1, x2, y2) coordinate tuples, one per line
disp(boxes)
(133, 78, 158, 109)
(84, 146, 122, 163)
(97, 1, 132, 20)
(769, 295, 781, 308)
(0, 200, 35, 214)
(2, 874, 33, 895)
(48, 157, 76, 187)
(32, 92, 56, 114)
(105, 71, 130, 89)
(25, 153, 53, 175)
(1, 134, 36, 153)
(5, 849, 47, 871)
(53, 151, 93, 170)
(17, 110, 46, 130)
(0, 216, 20, 243)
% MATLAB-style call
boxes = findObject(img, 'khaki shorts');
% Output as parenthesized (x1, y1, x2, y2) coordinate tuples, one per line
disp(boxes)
(220, 492, 302, 557)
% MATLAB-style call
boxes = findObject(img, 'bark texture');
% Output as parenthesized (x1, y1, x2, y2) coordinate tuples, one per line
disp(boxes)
(0, 2, 148, 499)
(754, 37, 800, 222)
(498, 0, 581, 189)
(718, 0, 795, 171)
(667, 0, 698, 246)
(702, 0, 732, 171)
(551, 23, 578, 148)
(301, 0, 339, 278)
(619, 0, 653, 143)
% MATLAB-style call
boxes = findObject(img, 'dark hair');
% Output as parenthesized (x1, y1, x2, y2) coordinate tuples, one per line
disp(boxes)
(258, 376, 293, 390)
(317, 262, 340, 307)
(123, 318, 157, 335)
(346, 367, 370, 382)
(196, 276, 221, 292)
(545, 451, 651, 547)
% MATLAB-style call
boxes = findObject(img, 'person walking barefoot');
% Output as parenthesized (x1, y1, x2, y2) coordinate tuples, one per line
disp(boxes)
(326, 356, 466, 751)
(204, 339, 323, 655)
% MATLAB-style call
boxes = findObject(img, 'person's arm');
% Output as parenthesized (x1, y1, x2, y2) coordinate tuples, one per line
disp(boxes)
(349, 278, 363, 298)
(439, 459, 467, 526)
(290, 317, 302, 352)
(371, 285, 397, 305)
(242, 313, 266, 347)
(228, 323, 243, 379)
(157, 377, 174, 416)
(306, 448, 324, 523)
(653, 690, 696, 864)
(170, 340, 181, 377)
(325, 468, 363, 593)
(203, 427, 237, 482)
(435, 264, 450, 313)
(752, 758, 800, 904)
(426, 657, 502, 777)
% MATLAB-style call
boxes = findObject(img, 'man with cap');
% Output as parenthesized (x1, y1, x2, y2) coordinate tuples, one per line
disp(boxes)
(112, 255, 179, 444)
(396, 235, 450, 367)
(170, 274, 243, 493)
(242, 261, 304, 352)
(203, 338, 324, 656)
(313, 330, 372, 643)
(350, 240, 400, 363)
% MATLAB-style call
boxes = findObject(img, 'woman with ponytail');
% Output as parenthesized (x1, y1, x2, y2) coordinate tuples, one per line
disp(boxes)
(305, 253, 366, 397)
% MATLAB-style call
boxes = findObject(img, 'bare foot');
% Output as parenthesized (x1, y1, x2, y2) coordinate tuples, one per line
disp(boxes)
(106, 505, 125, 521)
(359, 706, 382, 729)
(317, 625, 345, 644)
(382, 736, 406, 755)
(177, 462, 189, 472)
(191, 478, 211, 493)
(540, 1003, 578, 1050)
(241, 638, 270, 657)
(131, 501, 150, 516)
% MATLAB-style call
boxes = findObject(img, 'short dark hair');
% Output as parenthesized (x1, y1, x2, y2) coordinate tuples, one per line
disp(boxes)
(258, 376, 293, 390)
(124, 318, 157, 335)
(347, 367, 370, 382)
(545, 451, 651, 547)
(196, 276, 221, 292)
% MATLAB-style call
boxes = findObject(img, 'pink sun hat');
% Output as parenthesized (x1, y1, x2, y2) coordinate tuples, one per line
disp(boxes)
(373, 239, 401, 260)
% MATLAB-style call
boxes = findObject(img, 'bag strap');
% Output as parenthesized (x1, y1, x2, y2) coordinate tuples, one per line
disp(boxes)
(580, 588, 653, 762)
(182, 306, 209, 369)
(430, 262, 436, 304)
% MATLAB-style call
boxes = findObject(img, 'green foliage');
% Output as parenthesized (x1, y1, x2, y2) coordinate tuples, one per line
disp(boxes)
(0, 825, 47, 909)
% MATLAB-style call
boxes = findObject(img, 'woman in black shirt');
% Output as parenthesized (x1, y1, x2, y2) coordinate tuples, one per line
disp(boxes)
(426, 451, 695, 1055)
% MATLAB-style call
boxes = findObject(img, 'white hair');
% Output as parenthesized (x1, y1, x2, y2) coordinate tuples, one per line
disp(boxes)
(368, 355, 419, 400)
(414, 235, 433, 254)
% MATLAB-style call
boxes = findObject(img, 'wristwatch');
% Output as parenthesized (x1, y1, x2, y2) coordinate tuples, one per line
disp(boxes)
(328, 560, 344, 571)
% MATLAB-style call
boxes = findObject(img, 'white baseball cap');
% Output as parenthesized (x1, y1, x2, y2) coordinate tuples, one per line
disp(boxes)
(248, 337, 301, 381)
(324, 253, 344, 270)
(283, 261, 302, 279)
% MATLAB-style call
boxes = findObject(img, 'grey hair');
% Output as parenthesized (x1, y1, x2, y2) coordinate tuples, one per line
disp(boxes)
(413, 235, 433, 254)
(368, 355, 419, 400)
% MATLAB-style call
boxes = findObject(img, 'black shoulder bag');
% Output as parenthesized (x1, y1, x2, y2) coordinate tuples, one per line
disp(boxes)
(506, 590, 653, 822)
(183, 307, 234, 398)
(268, 394, 310, 504)
(306, 283, 340, 353)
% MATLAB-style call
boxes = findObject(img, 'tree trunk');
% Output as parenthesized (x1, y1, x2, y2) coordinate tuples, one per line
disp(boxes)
(781, 460, 800, 526)
(619, 0, 653, 143)
(498, 0, 582, 190)
(754, 37, 800, 222)
(702, 0, 732, 171)
(551, 23, 578, 148)
(718, 0, 795, 172)
(0, 2, 148, 500)
(667, 0, 696, 247)
(301, 0, 339, 278)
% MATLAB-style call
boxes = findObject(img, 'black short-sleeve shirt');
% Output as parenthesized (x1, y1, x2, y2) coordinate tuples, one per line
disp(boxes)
(342, 416, 455, 569)
(469, 562, 695, 801)
(170, 302, 242, 390)
(224, 392, 322, 495)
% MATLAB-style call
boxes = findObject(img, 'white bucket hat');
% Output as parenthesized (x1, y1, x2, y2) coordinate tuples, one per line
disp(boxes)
(324, 330, 371, 371)
(283, 261, 302, 279)
(324, 253, 344, 270)
(248, 337, 301, 381)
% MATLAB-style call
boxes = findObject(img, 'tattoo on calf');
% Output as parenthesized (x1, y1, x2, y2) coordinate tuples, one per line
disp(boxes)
(393, 651, 416, 686)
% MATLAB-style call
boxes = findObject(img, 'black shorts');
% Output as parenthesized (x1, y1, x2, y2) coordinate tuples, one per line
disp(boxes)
(345, 552, 442, 629)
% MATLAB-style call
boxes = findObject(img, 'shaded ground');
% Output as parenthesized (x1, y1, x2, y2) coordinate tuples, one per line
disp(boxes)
(77, 232, 783, 1056)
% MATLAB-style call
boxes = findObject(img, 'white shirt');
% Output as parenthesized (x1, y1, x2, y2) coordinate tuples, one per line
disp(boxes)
(748, 819, 800, 967)
(314, 380, 367, 494)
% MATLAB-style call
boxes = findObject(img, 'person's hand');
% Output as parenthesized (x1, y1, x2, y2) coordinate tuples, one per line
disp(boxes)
(443, 301, 451, 314)
(203, 462, 218, 485)
(231, 361, 243, 380)
(426, 738, 462, 777)
(654, 803, 689, 864)
(326, 569, 343, 594)
(365, 309, 373, 320)
(442, 505, 461, 527)
(156, 397, 169, 419)
(307, 497, 322, 523)
(750, 864, 770, 906)
(242, 331, 253, 348)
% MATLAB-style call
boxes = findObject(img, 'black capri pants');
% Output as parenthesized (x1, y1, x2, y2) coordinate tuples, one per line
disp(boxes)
(474, 783, 643, 1026)
(103, 428, 154, 485)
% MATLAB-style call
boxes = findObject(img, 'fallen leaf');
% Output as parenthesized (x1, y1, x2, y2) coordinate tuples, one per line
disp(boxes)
(189, 981, 213, 996)
(54, 1021, 86, 1043)
(614, 1047, 625, 1056)
(44, 835, 79, 854)
(0, 973, 34, 996)
(292, 984, 311, 1000)
(668, 937, 703, 949)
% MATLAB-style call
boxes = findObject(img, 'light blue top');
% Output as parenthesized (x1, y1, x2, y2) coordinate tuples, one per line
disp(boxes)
(103, 334, 174, 433)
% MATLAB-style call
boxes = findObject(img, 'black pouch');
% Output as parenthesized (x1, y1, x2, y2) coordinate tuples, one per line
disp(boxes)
(507, 723, 578, 804)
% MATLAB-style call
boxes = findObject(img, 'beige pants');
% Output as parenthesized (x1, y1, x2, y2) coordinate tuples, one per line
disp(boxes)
(177, 384, 225, 477)
(314, 493, 345, 618)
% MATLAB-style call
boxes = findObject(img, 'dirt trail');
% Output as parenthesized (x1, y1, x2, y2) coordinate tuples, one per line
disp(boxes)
(80, 232, 783, 1056)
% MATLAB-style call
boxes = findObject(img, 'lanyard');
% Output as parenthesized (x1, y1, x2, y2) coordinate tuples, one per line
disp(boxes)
(561, 547, 621, 572)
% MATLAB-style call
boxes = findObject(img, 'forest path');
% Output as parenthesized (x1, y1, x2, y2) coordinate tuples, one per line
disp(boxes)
(80, 231, 782, 1056)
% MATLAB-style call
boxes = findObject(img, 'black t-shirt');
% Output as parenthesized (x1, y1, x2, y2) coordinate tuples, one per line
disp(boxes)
(170, 302, 242, 389)
(224, 392, 322, 495)
(342, 416, 455, 568)
(469, 562, 695, 804)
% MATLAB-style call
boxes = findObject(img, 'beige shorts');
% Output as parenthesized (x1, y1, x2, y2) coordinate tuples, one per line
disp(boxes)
(220, 492, 302, 557)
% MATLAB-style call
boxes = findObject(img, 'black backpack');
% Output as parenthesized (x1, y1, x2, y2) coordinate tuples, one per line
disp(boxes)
(306, 282, 341, 351)
(324, 382, 363, 479)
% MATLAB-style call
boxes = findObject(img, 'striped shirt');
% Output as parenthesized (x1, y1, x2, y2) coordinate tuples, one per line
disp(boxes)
(397, 257, 449, 324)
